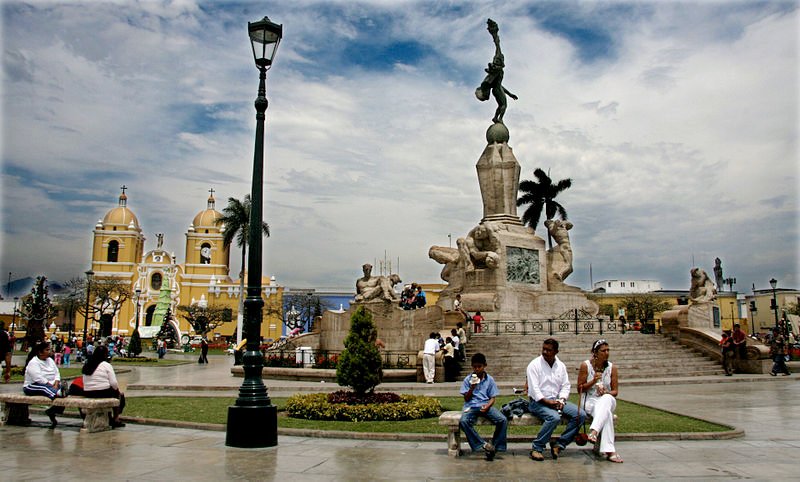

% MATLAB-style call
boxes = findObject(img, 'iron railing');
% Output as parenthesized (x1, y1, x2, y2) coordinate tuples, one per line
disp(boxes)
(482, 316, 622, 336)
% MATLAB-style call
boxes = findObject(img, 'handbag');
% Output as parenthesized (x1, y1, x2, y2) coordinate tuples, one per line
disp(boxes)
(575, 381, 589, 446)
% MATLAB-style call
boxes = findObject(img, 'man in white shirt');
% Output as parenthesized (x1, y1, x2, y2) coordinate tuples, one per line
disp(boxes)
(422, 332, 440, 383)
(525, 338, 585, 461)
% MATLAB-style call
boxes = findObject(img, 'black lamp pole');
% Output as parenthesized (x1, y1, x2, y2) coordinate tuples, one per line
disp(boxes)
(11, 297, 18, 333)
(769, 278, 779, 331)
(134, 288, 141, 332)
(83, 270, 94, 342)
(226, 15, 282, 449)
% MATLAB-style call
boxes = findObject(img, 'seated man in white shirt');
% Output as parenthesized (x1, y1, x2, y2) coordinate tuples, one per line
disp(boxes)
(526, 338, 585, 461)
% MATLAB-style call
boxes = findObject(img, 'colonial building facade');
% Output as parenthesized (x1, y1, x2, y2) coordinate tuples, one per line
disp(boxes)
(80, 188, 283, 342)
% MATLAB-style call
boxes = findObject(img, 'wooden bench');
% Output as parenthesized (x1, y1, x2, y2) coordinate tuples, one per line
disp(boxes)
(439, 410, 609, 457)
(0, 393, 119, 433)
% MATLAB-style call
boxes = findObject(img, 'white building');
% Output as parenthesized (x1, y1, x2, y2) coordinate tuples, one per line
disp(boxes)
(592, 279, 662, 294)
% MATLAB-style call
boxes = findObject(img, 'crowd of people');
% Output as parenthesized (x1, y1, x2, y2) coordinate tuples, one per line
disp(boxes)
(720, 323, 792, 376)
(456, 338, 623, 464)
(399, 283, 427, 310)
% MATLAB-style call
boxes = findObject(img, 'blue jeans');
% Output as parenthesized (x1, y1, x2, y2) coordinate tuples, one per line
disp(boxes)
(459, 406, 508, 452)
(528, 399, 585, 452)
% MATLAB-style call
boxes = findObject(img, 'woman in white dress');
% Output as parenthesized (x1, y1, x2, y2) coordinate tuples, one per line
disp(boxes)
(577, 339, 622, 463)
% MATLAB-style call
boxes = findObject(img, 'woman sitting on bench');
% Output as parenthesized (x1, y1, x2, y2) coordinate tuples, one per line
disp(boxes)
(23, 341, 65, 427)
(577, 339, 622, 463)
(82, 344, 126, 428)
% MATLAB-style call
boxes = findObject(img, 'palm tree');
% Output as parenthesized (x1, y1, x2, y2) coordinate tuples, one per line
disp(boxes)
(516, 168, 572, 248)
(216, 195, 270, 343)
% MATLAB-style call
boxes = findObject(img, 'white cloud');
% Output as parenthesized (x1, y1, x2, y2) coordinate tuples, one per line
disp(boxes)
(1, 1, 797, 293)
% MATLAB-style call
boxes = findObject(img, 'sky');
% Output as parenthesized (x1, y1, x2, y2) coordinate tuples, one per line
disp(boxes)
(1, 0, 798, 294)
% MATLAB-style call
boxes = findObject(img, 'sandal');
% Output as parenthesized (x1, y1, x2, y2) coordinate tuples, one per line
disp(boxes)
(587, 431, 598, 444)
(606, 453, 623, 463)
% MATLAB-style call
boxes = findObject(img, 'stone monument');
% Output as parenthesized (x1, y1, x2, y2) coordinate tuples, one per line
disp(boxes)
(429, 18, 597, 320)
(686, 267, 718, 328)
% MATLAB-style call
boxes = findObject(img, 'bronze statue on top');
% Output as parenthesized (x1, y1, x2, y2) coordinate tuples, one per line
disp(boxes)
(475, 19, 518, 124)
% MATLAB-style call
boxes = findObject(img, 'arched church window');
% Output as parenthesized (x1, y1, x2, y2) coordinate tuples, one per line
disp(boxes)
(151, 272, 162, 290)
(200, 243, 212, 264)
(107, 240, 119, 262)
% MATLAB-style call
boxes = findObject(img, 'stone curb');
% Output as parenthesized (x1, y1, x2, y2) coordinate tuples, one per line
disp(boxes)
(115, 417, 745, 442)
(32, 410, 743, 442)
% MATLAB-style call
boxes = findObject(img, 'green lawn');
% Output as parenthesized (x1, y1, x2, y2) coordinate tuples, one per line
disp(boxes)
(124, 394, 729, 434)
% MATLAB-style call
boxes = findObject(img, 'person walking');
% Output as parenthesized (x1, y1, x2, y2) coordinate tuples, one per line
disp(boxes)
(199, 338, 209, 364)
(769, 328, 791, 376)
(422, 332, 440, 383)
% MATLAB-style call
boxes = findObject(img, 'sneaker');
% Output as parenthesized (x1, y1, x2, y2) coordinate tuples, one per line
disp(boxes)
(483, 442, 496, 461)
(529, 450, 544, 461)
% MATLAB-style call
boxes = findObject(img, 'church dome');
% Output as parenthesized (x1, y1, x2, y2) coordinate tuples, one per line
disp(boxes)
(102, 190, 140, 230)
(192, 191, 222, 229)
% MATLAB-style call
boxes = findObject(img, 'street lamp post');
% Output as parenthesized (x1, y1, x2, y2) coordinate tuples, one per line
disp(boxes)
(729, 301, 736, 329)
(226, 15, 282, 449)
(83, 270, 94, 342)
(769, 278, 779, 331)
(11, 297, 18, 333)
(134, 288, 142, 332)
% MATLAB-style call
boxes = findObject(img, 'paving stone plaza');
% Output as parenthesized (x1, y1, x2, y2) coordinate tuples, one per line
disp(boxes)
(1, 353, 798, 480)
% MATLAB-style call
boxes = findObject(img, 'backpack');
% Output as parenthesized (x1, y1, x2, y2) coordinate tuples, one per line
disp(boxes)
(501, 398, 529, 420)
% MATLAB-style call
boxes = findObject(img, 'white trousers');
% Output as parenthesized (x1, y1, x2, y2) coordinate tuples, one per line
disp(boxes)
(423, 353, 436, 382)
(586, 394, 616, 453)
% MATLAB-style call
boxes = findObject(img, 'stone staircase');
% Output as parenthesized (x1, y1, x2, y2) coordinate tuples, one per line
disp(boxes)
(457, 332, 725, 382)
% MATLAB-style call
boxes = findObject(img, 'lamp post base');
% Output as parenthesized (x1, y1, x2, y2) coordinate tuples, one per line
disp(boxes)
(225, 405, 278, 448)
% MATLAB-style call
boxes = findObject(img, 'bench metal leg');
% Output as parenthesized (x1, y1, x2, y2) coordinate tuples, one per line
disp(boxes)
(1, 402, 32, 426)
(81, 408, 113, 433)
(447, 427, 461, 457)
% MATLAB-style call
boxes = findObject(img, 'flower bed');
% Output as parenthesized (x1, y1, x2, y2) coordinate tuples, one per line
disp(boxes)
(286, 391, 441, 422)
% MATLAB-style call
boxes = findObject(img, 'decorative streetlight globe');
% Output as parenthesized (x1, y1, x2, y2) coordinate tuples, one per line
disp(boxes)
(248, 16, 282, 69)
(225, 15, 282, 449)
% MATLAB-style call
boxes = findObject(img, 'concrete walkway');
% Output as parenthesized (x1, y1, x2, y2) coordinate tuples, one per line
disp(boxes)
(2, 354, 799, 480)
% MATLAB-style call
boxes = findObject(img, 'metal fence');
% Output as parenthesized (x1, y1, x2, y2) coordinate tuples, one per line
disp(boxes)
(481, 316, 625, 336)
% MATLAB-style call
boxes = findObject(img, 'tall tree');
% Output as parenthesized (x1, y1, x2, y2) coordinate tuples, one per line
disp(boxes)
(19, 276, 56, 346)
(57, 277, 85, 337)
(336, 306, 383, 396)
(620, 294, 673, 324)
(516, 168, 572, 248)
(216, 195, 270, 344)
(283, 292, 330, 333)
(177, 304, 232, 337)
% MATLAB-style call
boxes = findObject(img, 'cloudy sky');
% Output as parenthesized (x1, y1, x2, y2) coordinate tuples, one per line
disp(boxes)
(1, 0, 798, 294)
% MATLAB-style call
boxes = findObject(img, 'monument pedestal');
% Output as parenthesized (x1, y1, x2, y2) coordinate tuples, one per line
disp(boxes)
(686, 302, 717, 330)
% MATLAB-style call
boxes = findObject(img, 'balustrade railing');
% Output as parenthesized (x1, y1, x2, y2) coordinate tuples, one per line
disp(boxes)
(481, 316, 623, 336)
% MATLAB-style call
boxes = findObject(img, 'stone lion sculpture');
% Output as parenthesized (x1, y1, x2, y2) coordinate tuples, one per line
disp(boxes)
(355, 263, 402, 303)
(689, 267, 717, 303)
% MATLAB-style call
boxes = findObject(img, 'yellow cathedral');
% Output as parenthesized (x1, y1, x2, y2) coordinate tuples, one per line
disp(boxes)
(80, 187, 283, 343)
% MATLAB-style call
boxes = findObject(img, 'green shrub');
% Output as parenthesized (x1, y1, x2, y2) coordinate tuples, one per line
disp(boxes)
(286, 393, 441, 422)
(336, 306, 382, 395)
